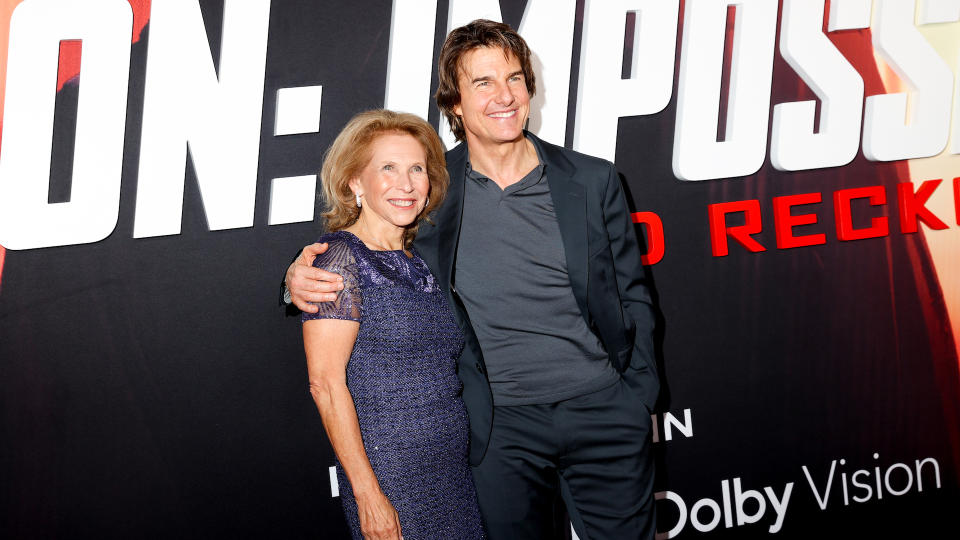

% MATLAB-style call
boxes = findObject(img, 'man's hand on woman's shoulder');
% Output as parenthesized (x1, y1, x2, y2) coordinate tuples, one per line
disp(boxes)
(286, 242, 345, 313)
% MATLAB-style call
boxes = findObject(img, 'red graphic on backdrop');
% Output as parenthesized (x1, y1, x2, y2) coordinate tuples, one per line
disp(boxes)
(0, 0, 150, 290)
(54, 0, 151, 90)
(706, 180, 960, 256)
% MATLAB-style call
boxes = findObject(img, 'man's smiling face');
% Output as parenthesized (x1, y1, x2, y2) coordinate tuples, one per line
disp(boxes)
(453, 46, 530, 149)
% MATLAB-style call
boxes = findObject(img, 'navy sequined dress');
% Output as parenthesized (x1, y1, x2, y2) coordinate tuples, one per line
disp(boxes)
(302, 231, 484, 539)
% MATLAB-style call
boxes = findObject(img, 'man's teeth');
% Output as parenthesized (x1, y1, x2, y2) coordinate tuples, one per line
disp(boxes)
(489, 110, 515, 118)
(390, 200, 414, 207)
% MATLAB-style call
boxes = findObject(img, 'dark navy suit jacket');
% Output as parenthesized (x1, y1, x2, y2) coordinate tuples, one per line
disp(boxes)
(413, 132, 660, 465)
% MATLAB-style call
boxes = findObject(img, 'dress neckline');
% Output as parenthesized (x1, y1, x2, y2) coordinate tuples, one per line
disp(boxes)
(335, 230, 416, 259)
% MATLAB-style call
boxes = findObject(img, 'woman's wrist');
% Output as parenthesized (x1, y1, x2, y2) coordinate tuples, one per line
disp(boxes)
(352, 480, 385, 501)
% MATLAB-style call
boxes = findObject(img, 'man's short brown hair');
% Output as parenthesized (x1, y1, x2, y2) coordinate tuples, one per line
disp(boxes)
(435, 19, 537, 142)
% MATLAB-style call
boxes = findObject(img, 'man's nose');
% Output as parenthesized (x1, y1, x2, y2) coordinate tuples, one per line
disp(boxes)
(495, 83, 515, 105)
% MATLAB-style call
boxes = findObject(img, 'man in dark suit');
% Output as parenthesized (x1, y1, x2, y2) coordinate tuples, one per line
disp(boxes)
(287, 19, 658, 540)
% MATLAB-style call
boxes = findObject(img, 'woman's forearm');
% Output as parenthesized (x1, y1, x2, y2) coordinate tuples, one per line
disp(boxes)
(310, 379, 382, 497)
(302, 303, 401, 538)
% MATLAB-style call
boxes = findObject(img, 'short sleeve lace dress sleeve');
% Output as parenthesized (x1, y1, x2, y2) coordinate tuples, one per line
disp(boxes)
(300, 237, 363, 323)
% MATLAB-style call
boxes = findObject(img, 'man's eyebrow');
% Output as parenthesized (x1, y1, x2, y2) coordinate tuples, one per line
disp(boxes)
(470, 71, 524, 84)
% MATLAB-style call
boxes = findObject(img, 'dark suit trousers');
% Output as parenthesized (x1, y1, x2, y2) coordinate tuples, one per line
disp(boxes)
(470, 379, 656, 540)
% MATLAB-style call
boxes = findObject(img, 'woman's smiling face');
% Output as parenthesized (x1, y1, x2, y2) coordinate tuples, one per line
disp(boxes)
(350, 132, 430, 232)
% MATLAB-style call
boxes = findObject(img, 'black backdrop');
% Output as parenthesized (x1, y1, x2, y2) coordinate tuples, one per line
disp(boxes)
(1, 1, 959, 538)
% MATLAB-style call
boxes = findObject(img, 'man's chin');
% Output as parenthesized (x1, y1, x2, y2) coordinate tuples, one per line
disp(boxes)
(471, 130, 526, 146)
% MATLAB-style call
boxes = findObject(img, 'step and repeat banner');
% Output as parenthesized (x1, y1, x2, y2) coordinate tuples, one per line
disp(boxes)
(1, 0, 959, 538)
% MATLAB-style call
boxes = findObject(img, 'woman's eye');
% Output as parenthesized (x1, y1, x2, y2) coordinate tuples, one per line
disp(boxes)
(382, 164, 394, 171)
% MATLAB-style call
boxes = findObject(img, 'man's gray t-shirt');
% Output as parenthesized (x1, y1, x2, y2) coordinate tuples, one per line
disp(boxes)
(453, 138, 619, 406)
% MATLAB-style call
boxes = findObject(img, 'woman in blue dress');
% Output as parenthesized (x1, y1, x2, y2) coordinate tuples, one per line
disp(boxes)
(302, 110, 484, 540)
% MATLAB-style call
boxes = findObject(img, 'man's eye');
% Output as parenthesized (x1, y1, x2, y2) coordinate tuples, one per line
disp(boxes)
(411, 165, 424, 173)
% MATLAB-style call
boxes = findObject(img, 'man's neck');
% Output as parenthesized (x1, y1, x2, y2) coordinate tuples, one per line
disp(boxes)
(466, 134, 540, 190)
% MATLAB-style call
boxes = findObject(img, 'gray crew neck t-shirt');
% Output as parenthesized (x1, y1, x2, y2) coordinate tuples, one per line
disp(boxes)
(453, 138, 619, 406)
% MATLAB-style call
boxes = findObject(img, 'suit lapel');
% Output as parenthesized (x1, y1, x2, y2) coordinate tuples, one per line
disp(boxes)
(433, 136, 589, 318)
(535, 134, 589, 318)
(435, 143, 468, 293)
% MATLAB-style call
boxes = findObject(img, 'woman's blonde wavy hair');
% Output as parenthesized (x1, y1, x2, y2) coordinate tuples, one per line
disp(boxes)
(320, 109, 448, 247)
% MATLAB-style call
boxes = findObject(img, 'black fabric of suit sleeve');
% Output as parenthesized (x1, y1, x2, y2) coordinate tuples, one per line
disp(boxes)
(279, 248, 303, 317)
(599, 163, 659, 410)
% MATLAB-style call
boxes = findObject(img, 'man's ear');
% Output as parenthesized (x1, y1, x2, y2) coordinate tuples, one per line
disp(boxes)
(453, 102, 462, 117)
